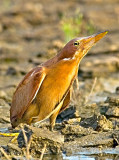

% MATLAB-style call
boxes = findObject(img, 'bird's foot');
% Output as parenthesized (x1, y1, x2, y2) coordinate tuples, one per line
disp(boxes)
(50, 126, 54, 132)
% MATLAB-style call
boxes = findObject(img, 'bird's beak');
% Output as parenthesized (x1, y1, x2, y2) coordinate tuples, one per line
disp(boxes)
(77, 31, 108, 58)
(89, 31, 108, 43)
(82, 31, 108, 46)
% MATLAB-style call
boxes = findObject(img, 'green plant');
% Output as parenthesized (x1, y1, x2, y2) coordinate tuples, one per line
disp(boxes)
(61, 12, 95, 42)
(61, 13, 83, 42)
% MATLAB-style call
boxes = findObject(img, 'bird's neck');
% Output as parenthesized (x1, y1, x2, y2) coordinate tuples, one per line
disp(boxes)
(43, 55, 58, 67)
(43, 50, 82, 69)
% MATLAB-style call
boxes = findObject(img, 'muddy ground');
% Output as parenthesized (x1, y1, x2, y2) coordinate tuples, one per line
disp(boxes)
(0, 0, 119, 159)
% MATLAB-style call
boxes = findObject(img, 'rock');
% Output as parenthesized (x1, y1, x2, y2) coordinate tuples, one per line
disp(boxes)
(30, 126, 64, 155)
(65, 118, 81, 125)
(57, 106, 77, 123)
(80, 114, 98, 130)
(106, 107, 119, 117)
(105, 97, 119, 106)
(112, 131, 119, 147)
(62, 124, 96, 137)
(101, 97, 119, 118)
(97, 115, 113, 131)
(109, 117, 119, 129)
(16, 125, 64, 156)
(99, 96, 119, 118)
(30, 126, 64, 144)
(64, 131, 116, 150)
(99, 102, 109, 115)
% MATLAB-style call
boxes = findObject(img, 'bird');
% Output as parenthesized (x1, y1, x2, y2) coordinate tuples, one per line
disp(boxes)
(10, 31, 108, 131)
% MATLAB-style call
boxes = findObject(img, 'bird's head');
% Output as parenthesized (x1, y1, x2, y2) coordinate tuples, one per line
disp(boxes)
(59, 31, 108, 61)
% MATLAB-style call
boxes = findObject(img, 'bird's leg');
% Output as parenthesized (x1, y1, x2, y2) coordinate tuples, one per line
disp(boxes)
(50, 109, 60, 131)
(50, 101, 63, 131)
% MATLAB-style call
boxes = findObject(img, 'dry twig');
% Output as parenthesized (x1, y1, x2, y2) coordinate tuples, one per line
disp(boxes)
(21, 125, 32, 160)
(39, 144, 47, 160)
(0, 147, 10, 160)
(85, 77, 97, 104)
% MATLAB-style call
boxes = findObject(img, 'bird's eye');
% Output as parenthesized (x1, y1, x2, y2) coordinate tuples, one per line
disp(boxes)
(74, 41, 79, 46)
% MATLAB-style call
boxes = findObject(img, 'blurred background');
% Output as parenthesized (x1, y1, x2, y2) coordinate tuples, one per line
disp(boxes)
(0, 0, 119, 159)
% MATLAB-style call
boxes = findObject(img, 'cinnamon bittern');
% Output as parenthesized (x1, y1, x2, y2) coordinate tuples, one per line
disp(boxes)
(10, 31, 108, 130)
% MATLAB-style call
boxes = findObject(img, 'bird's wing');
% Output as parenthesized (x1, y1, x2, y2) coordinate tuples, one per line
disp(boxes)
(59, 89, 71, 113)
(10, 66, 46, 122)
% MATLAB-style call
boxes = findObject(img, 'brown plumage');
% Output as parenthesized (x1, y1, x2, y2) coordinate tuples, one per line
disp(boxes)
(10, 31, 108, 130)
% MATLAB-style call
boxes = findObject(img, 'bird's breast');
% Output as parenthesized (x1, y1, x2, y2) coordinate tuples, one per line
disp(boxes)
(36, 59, 78, 108)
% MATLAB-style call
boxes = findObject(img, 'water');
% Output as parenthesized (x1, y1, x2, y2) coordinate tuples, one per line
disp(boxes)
(63, 154, 95, 160)
(62, 147, 119, 160)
